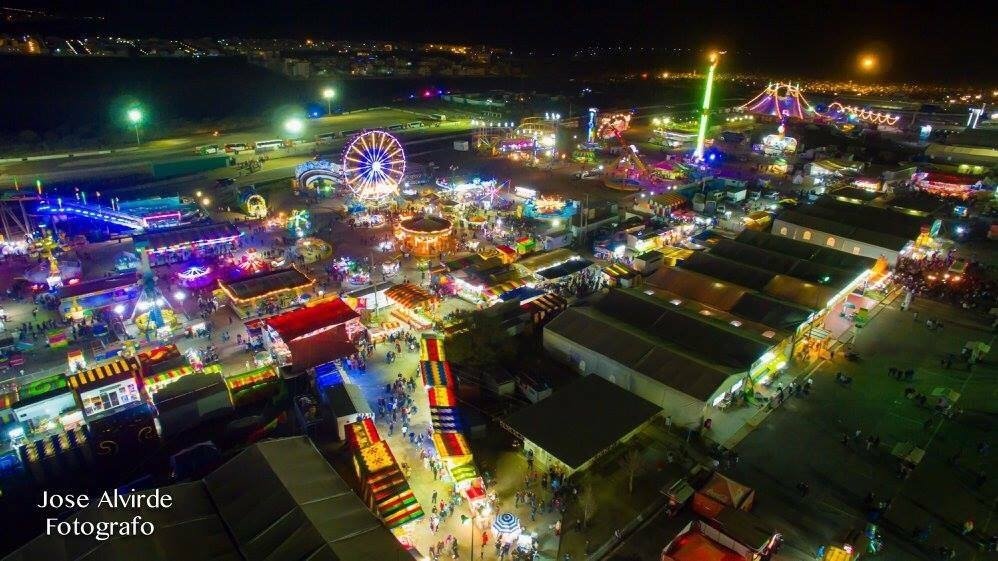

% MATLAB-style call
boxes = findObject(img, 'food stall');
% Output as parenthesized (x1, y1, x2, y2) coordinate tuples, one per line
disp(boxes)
(385, 282, 439, 330)
(11, 374, 83, 439)
(223, 365, 281, 407)
(67, 358, 143, 419)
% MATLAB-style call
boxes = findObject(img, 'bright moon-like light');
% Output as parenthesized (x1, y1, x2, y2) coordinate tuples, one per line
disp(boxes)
(860, 55, 877, 70)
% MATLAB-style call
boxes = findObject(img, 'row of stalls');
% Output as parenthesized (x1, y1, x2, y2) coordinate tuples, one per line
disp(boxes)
(419, 335, 488, 516)
(344, 419, 426, 532)
(0, 343, 282, 483)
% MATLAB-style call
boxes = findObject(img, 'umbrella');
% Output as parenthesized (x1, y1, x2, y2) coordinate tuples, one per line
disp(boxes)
(492, 512, 520, 535)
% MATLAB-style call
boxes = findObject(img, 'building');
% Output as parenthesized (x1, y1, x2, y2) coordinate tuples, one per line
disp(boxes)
(4, 437, 409, 560)
(503, 375, 660, 475)
(771, 197, 934, 265)
(544, 289, 769, 426)
(217, 266, 315, 318)
(263, 298, 364, 375)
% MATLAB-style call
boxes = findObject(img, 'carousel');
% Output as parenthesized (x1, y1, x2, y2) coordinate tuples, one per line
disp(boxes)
(396, 215, 454, 258)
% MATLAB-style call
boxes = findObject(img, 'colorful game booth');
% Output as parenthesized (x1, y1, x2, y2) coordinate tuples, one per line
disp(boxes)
(344, 418, 425, 530)
(420, 335, 487, 510)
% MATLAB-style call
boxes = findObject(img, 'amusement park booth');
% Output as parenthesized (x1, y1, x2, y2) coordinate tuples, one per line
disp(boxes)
(133, 222, 241, 265)
(384, 282, 440, 330)
(262, 298, 365, 374)
(57, 272, 140, 321)
(67, 358, 143, 419)
(137, 344, 196, 397)
(11, 374, 83, 438)
(396, 214, 454, 258)
(503, 375, 660, 476)
(217, 266, 315, 318)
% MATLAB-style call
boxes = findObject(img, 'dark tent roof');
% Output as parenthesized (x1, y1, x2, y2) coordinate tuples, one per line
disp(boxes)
(810, 196, 928, 239)
(709, 238, 858, 288)
(679, 252, 775, 291)
(645, 267, 811, 333)
(204, 437, 407, 560)
(545, 306, 737, 401)
(57, 272, 137, 299)
(594, 290, 773, 369)
(776, 209, 910, 251)
(5, 437, 407, 561)
(535, 258, 594, 280)
(504, 375, 659, 469)
(729, 293, 813, 332)
(739, 228, 881, 273)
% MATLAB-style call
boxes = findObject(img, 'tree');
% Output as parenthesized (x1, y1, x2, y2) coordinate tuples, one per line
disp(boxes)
(444, 309, 514, 371)
(578, 482, 598, 530)
(621, 448, 644, 494)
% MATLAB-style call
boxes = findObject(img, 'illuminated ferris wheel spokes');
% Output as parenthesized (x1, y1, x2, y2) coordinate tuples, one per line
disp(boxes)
(342, 130, 406, 201)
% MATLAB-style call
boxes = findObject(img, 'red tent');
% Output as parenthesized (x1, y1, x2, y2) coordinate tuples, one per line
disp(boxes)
(265, 298, 359, 342)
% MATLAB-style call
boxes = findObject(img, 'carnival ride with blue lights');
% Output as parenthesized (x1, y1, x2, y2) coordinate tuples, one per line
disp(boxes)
(522, 196, 579, 221)
(342, 130, 406, 204)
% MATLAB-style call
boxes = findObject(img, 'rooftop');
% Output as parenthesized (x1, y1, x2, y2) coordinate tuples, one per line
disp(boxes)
(133, 221, 241, 252)
(3, 437, 407, 561)
(219, 266, 313, 302)
(504, 375, 659, 469)
(56, 272, 138, 299)
(399, 214, 453, 233)
(265, 298, 359, 342)
(546, 306, 738, 401)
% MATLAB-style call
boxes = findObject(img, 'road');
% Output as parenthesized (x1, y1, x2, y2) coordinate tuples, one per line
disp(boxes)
(0, 108, 474, 191)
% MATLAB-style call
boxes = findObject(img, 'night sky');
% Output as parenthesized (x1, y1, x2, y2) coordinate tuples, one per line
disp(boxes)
(6, 0, 996, 83)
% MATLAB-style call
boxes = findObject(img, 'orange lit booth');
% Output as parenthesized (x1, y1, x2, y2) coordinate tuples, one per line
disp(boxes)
(345, 419, 425, 529)
(217, 266, 315, 319)
(396, 215, 453, 258)
(385, 282, 439, 330)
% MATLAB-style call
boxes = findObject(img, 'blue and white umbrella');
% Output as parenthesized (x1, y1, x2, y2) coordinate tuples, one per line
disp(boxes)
(492, 512, 520, 536)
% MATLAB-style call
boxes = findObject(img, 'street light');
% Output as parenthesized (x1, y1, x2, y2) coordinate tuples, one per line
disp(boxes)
(201, 197, 211, 206)
(127, 108, 143, 145)
(322, 88, 336, 115)
(284, 117, 304, 136)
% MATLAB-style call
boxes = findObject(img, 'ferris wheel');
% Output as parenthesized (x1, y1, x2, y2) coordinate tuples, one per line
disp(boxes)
(342, 130, 406, 202)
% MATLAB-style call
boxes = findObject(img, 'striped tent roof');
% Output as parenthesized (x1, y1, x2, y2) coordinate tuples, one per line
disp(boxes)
(384, 283, 439, 309)
(432, 431, 472, 461)
(430, 407, 462, 432)
(450, 461, 480, 485)
(521, 293, 568, 323)
(420, 360, 454, 388)
(484, 279, 527, 300)
(428, 386, 457, 408)
(420, 335, 446, 361)
(345, 418, 381, 453)
(68, 358, 139, 390)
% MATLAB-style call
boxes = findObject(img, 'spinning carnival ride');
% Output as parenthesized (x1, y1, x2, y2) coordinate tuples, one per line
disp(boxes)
(342, 130, 407, 203)
(739, 82, 814, 120)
